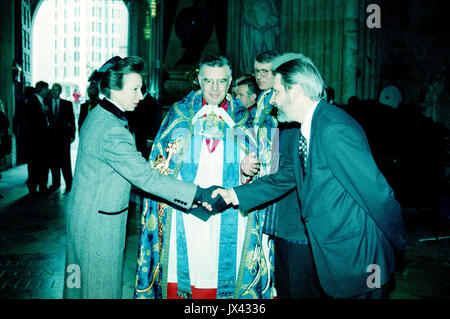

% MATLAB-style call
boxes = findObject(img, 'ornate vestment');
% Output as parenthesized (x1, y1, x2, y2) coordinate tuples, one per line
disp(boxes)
(252, 90, 279, 235)
(134, 90, 275, 299)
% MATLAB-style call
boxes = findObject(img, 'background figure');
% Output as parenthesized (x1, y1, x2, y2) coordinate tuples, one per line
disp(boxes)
(13, 86, 34, 165)
(72, 87, 81, 120)
(126, 83, 159, 160)
(0, 98, 11, 163)
(235, 76, 260, 119)
(0, 99, 11, 198)
(251, 50, 280, 235)
(25, 81, 51, 195)
(240, 0, 280, 74)
(78, 85, 100, 132)
(48, 83, 76, 193)
(231, 74, 252, 97)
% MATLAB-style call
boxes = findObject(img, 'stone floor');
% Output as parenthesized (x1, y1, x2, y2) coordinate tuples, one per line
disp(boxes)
(0, 160, 143, 299)
(0, 142, 449, 299)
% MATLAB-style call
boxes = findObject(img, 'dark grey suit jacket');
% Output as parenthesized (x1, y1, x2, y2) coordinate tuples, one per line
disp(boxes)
(235, 100, 405, 298)
(50, 98, 75, 144)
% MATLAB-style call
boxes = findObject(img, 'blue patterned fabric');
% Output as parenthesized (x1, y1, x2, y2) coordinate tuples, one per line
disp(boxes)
(252, 90, 280, 236)
(134, 90, 275, 299)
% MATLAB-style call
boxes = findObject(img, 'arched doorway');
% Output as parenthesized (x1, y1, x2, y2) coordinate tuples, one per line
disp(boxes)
(32, 0, 129, 108)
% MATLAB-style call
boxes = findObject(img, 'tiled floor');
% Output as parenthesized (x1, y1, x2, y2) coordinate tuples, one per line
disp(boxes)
(0, 142, 449, 299)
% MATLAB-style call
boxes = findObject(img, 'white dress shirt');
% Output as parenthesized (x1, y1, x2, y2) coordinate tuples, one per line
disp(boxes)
(300, 100, 319, 155)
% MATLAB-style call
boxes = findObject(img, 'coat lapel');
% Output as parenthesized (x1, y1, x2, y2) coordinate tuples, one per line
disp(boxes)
(297, 101, 326, 194)
(100, 98, 127, 121)
(292, 128, 304, 185)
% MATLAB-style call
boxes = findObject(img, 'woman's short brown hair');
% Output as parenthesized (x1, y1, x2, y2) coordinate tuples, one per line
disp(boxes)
(99, 56, 146, 98)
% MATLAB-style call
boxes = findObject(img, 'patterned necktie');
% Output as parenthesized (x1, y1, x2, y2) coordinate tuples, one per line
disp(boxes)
(298, 132, 308, 175)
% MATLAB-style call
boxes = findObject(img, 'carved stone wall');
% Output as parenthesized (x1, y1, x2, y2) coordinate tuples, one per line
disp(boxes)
(277, 0, 381, 105)
(227, 0, 379, 105)
(227, 0, 449, 129)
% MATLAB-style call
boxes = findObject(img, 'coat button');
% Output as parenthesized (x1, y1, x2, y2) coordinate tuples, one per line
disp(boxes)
(304, 218, 309, 223)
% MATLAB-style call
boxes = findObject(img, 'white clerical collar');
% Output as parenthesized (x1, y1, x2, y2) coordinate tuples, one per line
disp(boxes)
(300, 100, 320, 146)
(106, 98, 125, 112)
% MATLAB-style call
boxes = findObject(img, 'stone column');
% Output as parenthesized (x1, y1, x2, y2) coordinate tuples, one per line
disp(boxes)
(0, 0, 15, 169)
(226, 0, 242, 75)
(341, 0, 359, 104)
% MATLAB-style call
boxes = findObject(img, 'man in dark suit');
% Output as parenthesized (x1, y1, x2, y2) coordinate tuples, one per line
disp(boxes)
(48, 83, 76, 192)
(211, 53, 406, 299)
(78, 85, 99, 132)
(25, 81, 51, 195)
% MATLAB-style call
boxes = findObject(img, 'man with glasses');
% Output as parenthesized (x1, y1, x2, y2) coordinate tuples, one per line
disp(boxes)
(48, 83, 76, 193)
(135, 54, 275, 299)
(253, 50, 279, 128)
(249, 51, 282, 257)
(251, 51, 280, 178)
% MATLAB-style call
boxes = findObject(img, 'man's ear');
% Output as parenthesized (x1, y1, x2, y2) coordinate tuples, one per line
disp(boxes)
(290, 84, 304, 99)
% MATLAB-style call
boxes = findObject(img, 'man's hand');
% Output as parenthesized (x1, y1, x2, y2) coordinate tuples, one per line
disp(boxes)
(241, 152, 261, 177)
(207, 188, 235, 210)
(193, 186, 229, 212)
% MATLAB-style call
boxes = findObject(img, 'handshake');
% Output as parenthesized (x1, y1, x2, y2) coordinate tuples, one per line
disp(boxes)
(187, 152, 260, 221)
(189, 186, 234, 221)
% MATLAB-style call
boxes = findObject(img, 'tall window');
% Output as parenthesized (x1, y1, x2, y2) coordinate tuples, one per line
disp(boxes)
(33, 0, 129, 96)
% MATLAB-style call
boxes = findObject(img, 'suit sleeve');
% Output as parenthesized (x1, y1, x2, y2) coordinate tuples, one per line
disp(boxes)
(324, 123, 406, 250)
(100, 125, 197, 210)
(234, 144, 297, 212)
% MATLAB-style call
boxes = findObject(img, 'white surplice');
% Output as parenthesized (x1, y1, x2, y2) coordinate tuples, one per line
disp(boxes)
(167, 139, 248, 289)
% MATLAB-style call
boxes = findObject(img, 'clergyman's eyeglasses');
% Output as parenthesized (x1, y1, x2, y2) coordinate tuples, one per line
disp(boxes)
(201, 78, 229, 88)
